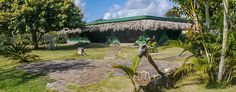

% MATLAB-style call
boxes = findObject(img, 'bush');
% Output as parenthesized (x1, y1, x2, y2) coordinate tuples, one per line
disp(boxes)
(0, 35, 12, 54)
(147, 41, 158, 53)
(3, 44, 39, 63)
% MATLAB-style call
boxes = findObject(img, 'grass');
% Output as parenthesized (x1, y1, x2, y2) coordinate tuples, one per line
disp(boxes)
(164, 74, 236, 92)
(67, 76, 133, 92)
(32, 44, 111, 61)
(0, 57, 53, 92)
(116, 46, 189, 63)
(0, 45, 235, 92)
(0, 44, 111, 92)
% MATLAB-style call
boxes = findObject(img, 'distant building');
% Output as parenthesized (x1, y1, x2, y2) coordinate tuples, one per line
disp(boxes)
(65, 15, 192, 45)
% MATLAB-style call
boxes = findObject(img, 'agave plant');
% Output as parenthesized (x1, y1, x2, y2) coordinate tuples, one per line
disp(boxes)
(113, 56, 141, 92)
(3, 44, 39, 63)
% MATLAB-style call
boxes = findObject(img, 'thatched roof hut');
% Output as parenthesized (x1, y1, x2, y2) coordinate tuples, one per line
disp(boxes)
(85, 15, 192, 32)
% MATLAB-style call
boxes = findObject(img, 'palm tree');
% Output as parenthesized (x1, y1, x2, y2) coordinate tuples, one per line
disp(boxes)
(218, 0, 229, 82)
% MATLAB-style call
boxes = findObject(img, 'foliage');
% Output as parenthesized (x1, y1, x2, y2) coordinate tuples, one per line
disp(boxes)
(68, 37, 90, 44)
(113, 56, 140, 92)
(168, 0, 236, 85)
(0, 0, 85, 48)
(3, 44, 39, 63)
(107, 36, 120, 45)
(147, 41, 158, 53)
(0, 35, 12, 53)
(14, 34, 32, 45)
(134, 35, 151, 45)
(166, 29, 236, 84)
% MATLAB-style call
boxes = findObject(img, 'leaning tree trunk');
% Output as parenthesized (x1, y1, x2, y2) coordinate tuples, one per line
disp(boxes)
(31, 31, 39, 49)
(138, 45, 165, 76)
(218, 0, 229, 82)
(138, 44, 174, 89)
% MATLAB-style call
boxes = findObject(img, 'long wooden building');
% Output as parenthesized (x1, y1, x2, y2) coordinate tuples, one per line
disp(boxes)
(65, 15, 192, 44)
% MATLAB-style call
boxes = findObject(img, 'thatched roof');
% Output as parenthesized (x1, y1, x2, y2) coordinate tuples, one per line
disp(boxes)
(61, 28, 82, 34)
(85, 16, 192, 32)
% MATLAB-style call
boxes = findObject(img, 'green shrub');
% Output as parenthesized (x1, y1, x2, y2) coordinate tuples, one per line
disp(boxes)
(147, 41, 158, 53)
(107, 36, 120, 44)
(15, 34, 32, 45)
(135, 35, 150, 45)
(3, 44, 39, 63)
(0, 35, 12, 54)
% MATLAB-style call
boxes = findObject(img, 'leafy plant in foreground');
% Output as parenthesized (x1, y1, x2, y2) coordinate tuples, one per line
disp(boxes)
(113, 56, 140, 92)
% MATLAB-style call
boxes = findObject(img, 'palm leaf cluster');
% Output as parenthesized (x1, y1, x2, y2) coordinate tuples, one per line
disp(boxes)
(3, 44, 39, 63)
(166, 30, 236, 83)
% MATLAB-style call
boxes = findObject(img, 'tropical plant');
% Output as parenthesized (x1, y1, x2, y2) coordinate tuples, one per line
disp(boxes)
(0, 35, 11, 54)
(218, 0, 229, 82)
(147, 41, 158, 53)
(3, 44, 39, 63)
(107, 36, 120, 45)
(113, 56, 140, 92)
(134, 35, 150, 45)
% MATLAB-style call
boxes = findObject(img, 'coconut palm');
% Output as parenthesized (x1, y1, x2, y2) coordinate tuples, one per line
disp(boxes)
(218, 0, 229, 82)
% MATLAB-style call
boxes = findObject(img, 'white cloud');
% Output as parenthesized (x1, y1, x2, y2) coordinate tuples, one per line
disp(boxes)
(75, 0, 90, 20)
(104, 0, 175, 19)
(75, 0, 86, 9)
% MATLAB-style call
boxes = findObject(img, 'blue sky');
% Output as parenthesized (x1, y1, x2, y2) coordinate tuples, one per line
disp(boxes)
(75, 0, 175, 22)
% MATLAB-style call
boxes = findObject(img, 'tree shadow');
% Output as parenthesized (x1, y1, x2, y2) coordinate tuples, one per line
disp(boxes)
(0, 68, 44, 89)
(231, 77, 236, 85)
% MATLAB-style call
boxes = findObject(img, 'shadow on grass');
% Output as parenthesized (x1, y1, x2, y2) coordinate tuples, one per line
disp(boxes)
(0, 68, 45, 89)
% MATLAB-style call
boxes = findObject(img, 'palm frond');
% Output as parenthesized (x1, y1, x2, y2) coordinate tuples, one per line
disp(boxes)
(113, 64, 135, 77)
(132, 56, 140, 72)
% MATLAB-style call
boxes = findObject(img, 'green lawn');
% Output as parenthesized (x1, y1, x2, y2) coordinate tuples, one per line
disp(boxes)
(0, 44, 110, 92)
(32, 47, 111, 61)
(67, 76, 133, 92)
(164, 74, 236, 92)
(67, 74, 236, 92)
(0, 57, 53, 92)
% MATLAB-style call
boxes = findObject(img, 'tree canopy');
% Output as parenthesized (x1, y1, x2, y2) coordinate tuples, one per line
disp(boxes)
(0, 0, 85, 48)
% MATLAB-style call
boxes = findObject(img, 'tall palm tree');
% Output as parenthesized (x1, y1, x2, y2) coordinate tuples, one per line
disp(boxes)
(218, 0, 229, 82)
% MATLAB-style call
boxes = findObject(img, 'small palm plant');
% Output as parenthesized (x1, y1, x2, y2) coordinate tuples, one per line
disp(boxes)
(3, 44, 39, 63)
(113, 56, 141, 92)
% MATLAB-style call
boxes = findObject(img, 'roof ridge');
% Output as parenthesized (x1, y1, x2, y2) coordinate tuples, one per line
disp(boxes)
(86, 15, 190, 25)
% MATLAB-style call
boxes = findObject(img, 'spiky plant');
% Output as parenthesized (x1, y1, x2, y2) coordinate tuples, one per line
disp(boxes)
(113, 56, 140, 92)
(3, 44, 39, 63)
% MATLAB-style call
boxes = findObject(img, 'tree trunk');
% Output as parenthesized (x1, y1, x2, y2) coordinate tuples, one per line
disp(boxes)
(205, 3, 210, 31)
(31, 31, 39, 49)
(193, 0, 200, 32)
(204, 2, 215, 82)
(218, 0, 229, 82)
